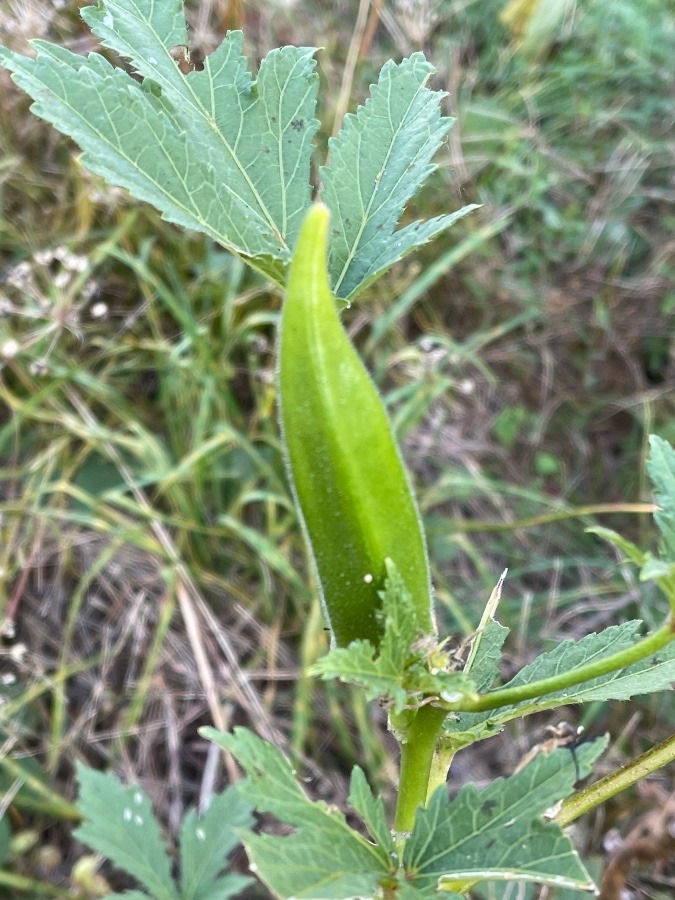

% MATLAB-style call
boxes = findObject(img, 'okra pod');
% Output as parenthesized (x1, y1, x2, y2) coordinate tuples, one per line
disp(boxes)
(278, 203, 435, 647)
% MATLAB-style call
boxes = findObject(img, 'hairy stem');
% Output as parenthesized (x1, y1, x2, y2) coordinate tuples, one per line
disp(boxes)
(454, 619, 674, 714)
(557, 733, 675, 827)
(394, 704, 448, 834)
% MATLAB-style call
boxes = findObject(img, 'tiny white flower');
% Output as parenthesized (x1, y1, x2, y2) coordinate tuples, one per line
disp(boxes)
(29, 358, 49, 376)
(90, 302, 108, 319)
(7, 262, 31, 288)
(53, 271, 70, 289)
(1, 338, 20, 359)
(33, 249, 54, 266)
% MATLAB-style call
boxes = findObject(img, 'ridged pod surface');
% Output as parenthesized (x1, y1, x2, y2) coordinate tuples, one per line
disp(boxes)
(278, 203, 435, 647)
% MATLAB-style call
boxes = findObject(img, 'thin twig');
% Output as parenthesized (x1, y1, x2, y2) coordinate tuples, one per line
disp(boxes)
(557, 733, 675, 827)
(358, 0, 384, 61)
(5, 520, 46, 621)
(332, 0, 371, 139)
(445, 503, 656, 533)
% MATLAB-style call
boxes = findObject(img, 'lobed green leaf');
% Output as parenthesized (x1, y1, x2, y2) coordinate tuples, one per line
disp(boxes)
(74, 763, 251, 900)
(0, 1, 474, 301)
(403, 740, 606, 894)
(73, 763, 178, 900)
(647, 435, 675, 561)
(320, 53, 477, 301)
(465, 619, 510, 694)
(202, 727, 392, 899)
(202, 729, 605, 898)
(347, 767, 396, 861)
(445, 621, 675, 748)
(0, 2, 319, 281)
(179, 785, 254, 899)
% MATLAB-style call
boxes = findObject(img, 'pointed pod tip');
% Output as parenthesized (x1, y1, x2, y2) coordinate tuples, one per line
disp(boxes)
(289, 202, 332, 294)
(300, 201, 330, 239)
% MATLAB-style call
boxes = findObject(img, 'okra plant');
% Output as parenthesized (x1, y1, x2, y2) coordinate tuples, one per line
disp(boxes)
(2, 2, 675, 898)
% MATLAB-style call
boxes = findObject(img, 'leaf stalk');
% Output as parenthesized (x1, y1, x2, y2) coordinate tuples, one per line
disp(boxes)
(454, 619, 674, 713)
(557, 732, 675, 827)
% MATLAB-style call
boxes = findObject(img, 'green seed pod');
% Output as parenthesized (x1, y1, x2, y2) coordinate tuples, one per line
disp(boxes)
(278, 203, 435, 647)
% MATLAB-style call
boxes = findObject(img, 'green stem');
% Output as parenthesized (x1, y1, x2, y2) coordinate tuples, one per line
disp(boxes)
(447, 502, 654, 533)
(557, 733, 675, 827)
(394, 704, 448, 834)
(454, 619, 674, 713)
(0, 869, 71, 896)
(0, 755, 81, 821)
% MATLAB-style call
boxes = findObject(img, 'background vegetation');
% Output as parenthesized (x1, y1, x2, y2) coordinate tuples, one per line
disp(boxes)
(0, 0, 673, 895)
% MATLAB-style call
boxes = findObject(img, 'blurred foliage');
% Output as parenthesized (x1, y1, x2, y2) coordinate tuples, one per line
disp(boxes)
(453, 0, 673, 268)
(0, 0, 674, 895)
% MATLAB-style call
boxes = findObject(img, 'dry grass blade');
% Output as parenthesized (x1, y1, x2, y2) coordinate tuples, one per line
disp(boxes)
(61, 384, 276, 746)
(331, 0, 372, 139)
